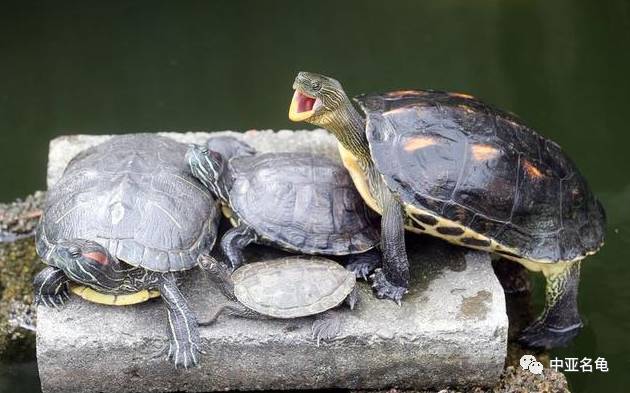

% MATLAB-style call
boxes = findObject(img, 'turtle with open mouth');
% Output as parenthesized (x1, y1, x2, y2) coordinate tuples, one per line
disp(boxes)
(33, 134, 222, 368)
(288, 72, 606, 348)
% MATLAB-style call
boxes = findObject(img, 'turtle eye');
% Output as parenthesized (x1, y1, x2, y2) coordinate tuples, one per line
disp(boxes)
(311, 80, 321, 91)
(199, 146, 209, 154)
(68, 246, 81, 259)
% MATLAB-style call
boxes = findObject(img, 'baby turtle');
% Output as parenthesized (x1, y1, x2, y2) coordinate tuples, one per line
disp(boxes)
(200, 255, 357, 344)
(186, 139, 381, 278)
(33, 134, 221, 368)
(289, 72, 606, 349)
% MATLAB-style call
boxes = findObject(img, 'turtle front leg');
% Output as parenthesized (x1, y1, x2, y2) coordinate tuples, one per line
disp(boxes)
(33, 266, 70, 309)
(198, 302, 265, 326)
(159, 274, 202, 369)
(519, 261, 583, 348)
(371, 192, 409, 304)
(220, 223, 257, 270)
(345, 248, 382, 280)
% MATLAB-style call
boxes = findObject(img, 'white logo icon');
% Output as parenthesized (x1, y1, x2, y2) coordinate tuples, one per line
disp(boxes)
(520, 355, 544, 375)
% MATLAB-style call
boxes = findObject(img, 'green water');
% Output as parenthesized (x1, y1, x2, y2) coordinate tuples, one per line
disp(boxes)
(1, 0, 628, 391)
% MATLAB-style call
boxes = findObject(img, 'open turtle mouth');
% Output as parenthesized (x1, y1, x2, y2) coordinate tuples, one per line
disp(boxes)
(289, 89, 319, 121)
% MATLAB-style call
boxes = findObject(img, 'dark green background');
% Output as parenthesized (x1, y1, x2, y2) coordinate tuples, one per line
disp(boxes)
(1, 0, 629, 392)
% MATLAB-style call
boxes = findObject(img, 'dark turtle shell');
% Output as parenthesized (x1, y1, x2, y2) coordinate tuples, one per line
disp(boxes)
(37, 134, 220, 272)
(228, 152, 379, 255)
(355, 90, 606, 263)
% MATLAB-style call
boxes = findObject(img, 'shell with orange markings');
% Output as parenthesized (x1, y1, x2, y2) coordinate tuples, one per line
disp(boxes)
(352, 90, 606, 263)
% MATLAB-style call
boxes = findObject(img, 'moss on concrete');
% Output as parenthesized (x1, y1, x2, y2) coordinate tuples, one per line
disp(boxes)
(0, 191, 44, 241)
(0, 192, 44, 361)
(355, 366, 569, 393)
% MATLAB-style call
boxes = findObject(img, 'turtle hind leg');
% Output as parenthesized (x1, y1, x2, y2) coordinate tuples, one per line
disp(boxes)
(33, 266, 70, 309)
(311, 310, 342, 346)
(345, 248, 381, 280)
(519, 261, 583, 349)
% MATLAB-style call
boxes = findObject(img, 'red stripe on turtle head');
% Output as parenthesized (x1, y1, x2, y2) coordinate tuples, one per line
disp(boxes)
(82, 251, 109, 265)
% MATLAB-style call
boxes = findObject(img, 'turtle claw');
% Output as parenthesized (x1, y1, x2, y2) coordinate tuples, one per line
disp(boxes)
(35, 292, 69, 310)
(169, 340, 203, 369)
(153, 340, 202, 369)
(346, 261, 373, 280)
(370, 269, 407, 304)
(311, 315, 341, 346)
(345, 288, 359, 310)
(152, 334, 203, 368)
(194, 344, 208, 355)
(346, 251, 381, 281)
(149, 342, 170, 361)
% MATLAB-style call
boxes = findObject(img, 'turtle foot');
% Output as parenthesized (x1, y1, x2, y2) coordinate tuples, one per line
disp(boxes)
(346, 250, 381, 280)
(370, 269, 407, 305)
(167, 339, 204, 369)
(35, 290, 70, 309)
(311, 314, 341, 346)
(346, 259, 378, 280)
(518, 321, 582, 349)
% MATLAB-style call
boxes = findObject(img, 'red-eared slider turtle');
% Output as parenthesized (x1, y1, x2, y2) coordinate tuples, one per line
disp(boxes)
(186, 140, 381, 278)
(199, 255, 357, 344)
(289, 72, 606, 348)
(33, 134, 221, 368)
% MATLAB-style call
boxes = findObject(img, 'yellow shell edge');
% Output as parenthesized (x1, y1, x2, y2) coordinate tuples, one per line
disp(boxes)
(69, 284, 160, 306)
(337, 142, 592, 266)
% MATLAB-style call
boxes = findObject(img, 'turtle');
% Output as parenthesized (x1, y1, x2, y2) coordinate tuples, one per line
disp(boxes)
(185, 140, 382, 278)
(33, 134, 222, 368)
(288, 72, 606, 349)
(199, 254, 357, 344)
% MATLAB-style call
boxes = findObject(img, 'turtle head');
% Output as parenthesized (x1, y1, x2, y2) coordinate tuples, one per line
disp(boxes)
(289, 72, 348, 126)
(206, 136, 256, 161)
(186, 144, 228, 199)
(198, 255, 236, 300)
(50, 239, 121, 289)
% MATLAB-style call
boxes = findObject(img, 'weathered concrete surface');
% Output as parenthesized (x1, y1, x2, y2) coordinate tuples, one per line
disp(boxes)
(37, 131, 508, 392)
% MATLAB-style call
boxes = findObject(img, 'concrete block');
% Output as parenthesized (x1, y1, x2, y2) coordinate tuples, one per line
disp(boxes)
(37, 131, 508, 392)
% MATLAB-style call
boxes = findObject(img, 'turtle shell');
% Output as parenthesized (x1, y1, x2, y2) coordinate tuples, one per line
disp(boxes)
(232, 256, 356, 318)
(355, 90, 606, 263)
(228, 152, 379, 255)
(36, 134, 220, 272)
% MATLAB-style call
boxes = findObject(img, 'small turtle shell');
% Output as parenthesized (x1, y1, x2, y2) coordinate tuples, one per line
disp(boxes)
(228, 153, 379, 255)
(355, 90, 605, 263)
(232, 256, 356, 318)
